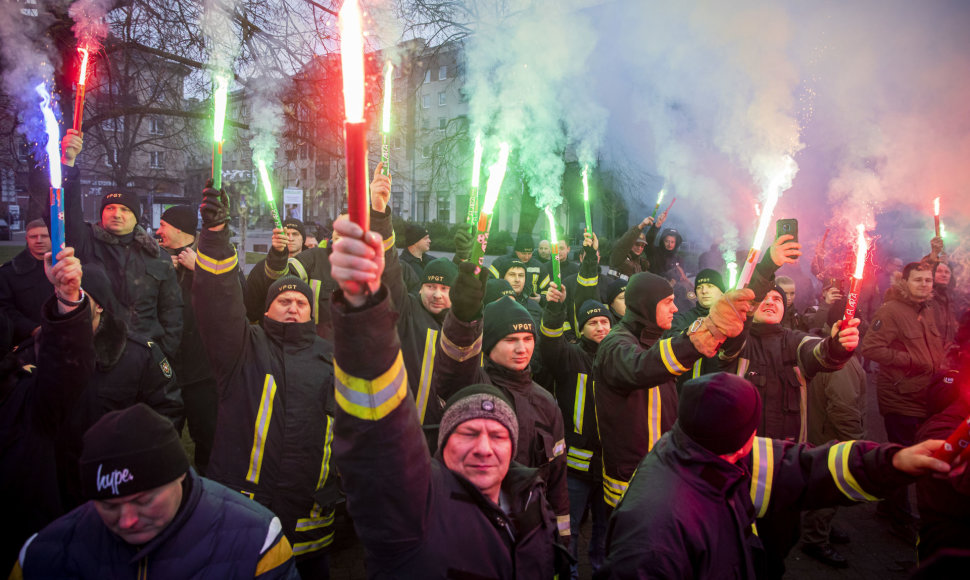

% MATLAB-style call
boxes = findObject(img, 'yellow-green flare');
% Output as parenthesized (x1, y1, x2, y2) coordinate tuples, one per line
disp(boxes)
(545, 208, 560, 287)
(468, 142, 510, 273)
(257, 160, 284, 231)
(465, 132, 484, 231)
(211, 74, 230, 190)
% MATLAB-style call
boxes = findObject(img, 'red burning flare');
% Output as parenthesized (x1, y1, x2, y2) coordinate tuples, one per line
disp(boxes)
(73, 47, 90, 131)
(340, 0, 369, 233)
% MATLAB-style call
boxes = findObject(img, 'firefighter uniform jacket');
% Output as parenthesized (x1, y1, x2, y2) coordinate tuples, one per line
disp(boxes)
(540, 299, 601, 483)
(489, 252, 543, 297)
(432, 311, 573, 541)
(331, 288, 564, 578)
(194, 227, 337, 559)
(608, 224, 652, 279)
(373, 209, 448, 432)
(593, 292, 704, 507)
(600, 426, 914, 579)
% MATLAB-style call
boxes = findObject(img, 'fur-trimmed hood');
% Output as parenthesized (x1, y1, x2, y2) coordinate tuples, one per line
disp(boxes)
(884, 273, 933, 308)
(91, 223, 161, 258)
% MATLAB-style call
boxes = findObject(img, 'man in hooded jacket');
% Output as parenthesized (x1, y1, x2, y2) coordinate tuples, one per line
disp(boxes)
(593, 271, 753, 508)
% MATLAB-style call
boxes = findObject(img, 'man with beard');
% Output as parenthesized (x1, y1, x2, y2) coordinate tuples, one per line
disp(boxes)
(593, 271, 753, 509)
(541, 287, 613, 577)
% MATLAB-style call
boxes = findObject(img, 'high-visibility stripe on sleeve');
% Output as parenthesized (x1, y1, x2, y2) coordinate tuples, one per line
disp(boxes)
(577, 273, 597, 287)
(383, 231, 396, 253)
(288, 258, 309, 282)
(255, 532, 293, 576)
(574, 374, 588, 434)
(736, 358, 750, 378)
(557, 515, 572, 536)
(314, 416, 334, 490)
(827, 441, 880, 502)
(488, 264, 500, 279)
(196, 249, 238, 275)
(295, 510, 335, 532)
(566, 446, 593, 471)
(264, 260, 287, 280)
(309, 279, 322, 325)
(246, 375, 278, 484)
(647, 386, 662, 451)
(539, 275, 551, 290)
(603, 470, 630, 508)
(292, 533, 334, 556)
(794, 366, 808, 444)
(440, 330, 482, 362)
(749, 437, 774, 518)
(540, 321, 565, 338)
(416, 329, 438, 424)
(659, 338, 689, 375)
(335, 352, 408, 421)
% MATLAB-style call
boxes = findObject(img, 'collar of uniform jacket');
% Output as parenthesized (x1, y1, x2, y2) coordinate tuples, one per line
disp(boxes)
(92, 223, 161, 258)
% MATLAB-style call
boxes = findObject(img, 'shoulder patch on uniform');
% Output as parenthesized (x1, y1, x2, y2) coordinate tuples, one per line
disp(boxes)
(159, 358, 173, 378)
(872, 319, 882, 331)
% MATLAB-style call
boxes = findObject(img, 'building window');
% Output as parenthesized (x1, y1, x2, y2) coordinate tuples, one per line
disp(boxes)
(422, 94, 430, 109)
(437, 195, 450, 222)
(417, 191, 430, 222)
(148, 117, 164, 135)
(105, 117, 124, 132)
(105, 148, 118, 167)
(421, 117, 430, 131)
(438, 117, 447, 131)
(422, 145, 430, 158)
(424, 69, 431, 84)
(438, 65, 447, 80)
(438, 92, 446, 106)
(149, 151, 164, 169)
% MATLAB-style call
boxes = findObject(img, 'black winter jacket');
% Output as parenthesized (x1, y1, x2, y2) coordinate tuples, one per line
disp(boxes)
(0, 296, 94, 571)
(331, 288, 566, 578)
(599, 426, 913, 579)
(16, 469, 299, 579)
(0, 249, 53, 344)
(64, 166, 183, 358)
(540, 299, 602, 482)
(194, 227, 338, 559)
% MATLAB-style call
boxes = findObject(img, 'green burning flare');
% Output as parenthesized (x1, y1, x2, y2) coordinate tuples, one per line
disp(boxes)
(212, 74, 229, 143)
(545, 207, 561, 287)
(257, 159, 283, 230)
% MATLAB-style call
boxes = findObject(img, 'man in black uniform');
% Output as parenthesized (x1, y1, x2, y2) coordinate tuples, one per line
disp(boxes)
(400, 223, 433, 281)
(193, 187, 338, 578)
(599, 373, 952, 579)
(489, 232, 542, 297)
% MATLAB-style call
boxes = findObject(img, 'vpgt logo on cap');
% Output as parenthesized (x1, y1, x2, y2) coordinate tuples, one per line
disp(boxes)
(511, 323, 533, 332)
(427, 275, 445, 282)
(96, 464, 134, 496)
(279, 284, 298, 292)
(105, 193, 123, 200)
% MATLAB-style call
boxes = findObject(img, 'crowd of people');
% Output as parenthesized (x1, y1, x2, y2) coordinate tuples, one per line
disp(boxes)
(0, 128, 967, 579)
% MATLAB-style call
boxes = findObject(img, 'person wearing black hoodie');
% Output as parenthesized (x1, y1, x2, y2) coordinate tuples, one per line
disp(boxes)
(593, 271, 753, 508)
(541, 289, 612, 577)
(647, 228, 684, 277)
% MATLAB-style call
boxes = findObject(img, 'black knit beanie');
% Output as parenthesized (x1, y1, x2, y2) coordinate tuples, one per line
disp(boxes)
(605, 278, 627, 307)
(264, 276, 314, 311)
(283, 218, 306, 242)
(485, 279, 516, 305)
(498, 260, 527, 280)
(514, 232, 534, 253)
(678, 373, 762, 455)
(483, 298, 536, 354)
(423, 257, 458, 287)
(694, 268, 726, 293)
(438, 384, 519, 457)
(577, 299, 613, 331)
(80, 403, 189, 500)
(160, 205, 198, 236)
(405, 223, 429, 247)
(101, 191, 141, 217)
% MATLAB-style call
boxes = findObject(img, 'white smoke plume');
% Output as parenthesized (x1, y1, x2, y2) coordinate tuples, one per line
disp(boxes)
(201, 0, 242, 74)
(0, 1, 60, 162)
(69, 0, 112, 48)
(249, 81, 285, 168)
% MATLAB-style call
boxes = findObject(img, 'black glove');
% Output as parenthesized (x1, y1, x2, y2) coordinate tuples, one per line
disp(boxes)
(454, 229, 474, 262)
(200, 186, 230, 229)
(582, 243, 598, 267)
(451, 261, 487, 322)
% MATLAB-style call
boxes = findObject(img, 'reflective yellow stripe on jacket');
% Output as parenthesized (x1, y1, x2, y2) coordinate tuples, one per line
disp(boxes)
(603, 470, 630, 508)
(566, 446, 593, 472)
(749, 436, 774, 518)
(827, 441, 880, 502)
(647, 386, 662, 451)
(574, 374, 589, 434)
(196, 249, 238, 275)
(416, 329, 438, 423)
(335, 352, 408, 421)
(659, 338, 689, 375)
(246, 374, 278, 484)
